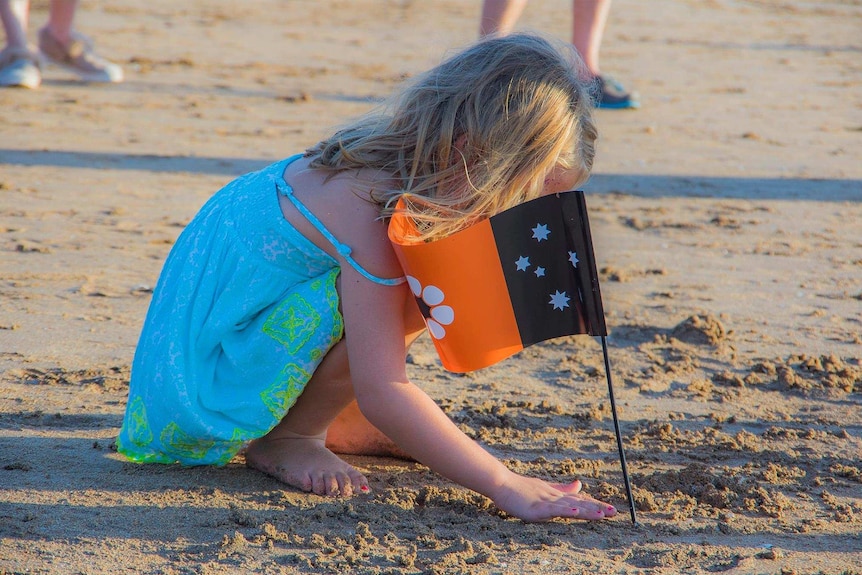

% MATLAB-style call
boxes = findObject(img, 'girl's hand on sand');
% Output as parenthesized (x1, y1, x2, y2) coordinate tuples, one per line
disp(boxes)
(491, 474, 617, 522)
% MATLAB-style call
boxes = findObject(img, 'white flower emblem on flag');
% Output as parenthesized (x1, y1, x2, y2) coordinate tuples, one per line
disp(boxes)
(406, 275, 455, 339)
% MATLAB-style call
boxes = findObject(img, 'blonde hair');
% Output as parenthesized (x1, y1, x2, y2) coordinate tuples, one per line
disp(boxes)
(306, 33, 597, 241)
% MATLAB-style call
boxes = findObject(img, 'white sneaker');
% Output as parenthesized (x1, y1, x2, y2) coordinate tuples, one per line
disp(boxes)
(0, 46, 42, 89)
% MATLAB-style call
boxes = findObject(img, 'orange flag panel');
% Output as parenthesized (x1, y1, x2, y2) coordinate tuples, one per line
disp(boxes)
(389, 211, 522, 372)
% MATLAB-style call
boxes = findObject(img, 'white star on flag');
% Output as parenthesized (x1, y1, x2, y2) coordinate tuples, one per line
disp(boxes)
(531, 223, 550, 242)
(568, 251, 579, 268)
(549, 290, 570, 310)
(515, 256, 531, 271)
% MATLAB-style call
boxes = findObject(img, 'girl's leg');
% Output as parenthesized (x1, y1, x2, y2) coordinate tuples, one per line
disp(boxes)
(244, 339, 369, 497)
(246, 297, 426, 496)
(324, 399, 412, 459)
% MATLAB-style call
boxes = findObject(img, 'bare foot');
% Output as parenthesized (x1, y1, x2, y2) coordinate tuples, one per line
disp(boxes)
(245, 431, 369, 497)
(325, 400, 413, 460)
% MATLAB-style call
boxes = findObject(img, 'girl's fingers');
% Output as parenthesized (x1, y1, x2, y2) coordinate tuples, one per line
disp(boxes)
(533, 502, 606, 523)
(570, 498, 617, 519)
(577, 508, 608, 520)
(557, 489, 618, 520)
(551, 480, 618, 518)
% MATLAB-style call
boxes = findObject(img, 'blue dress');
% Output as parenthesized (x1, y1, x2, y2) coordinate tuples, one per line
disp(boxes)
(117, 155, 403, 465)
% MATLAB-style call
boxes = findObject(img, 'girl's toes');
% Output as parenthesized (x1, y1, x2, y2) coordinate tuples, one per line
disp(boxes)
(335, 472, 355, 497)
(310, 473, 328, 496)
(324, 475, 341, 496)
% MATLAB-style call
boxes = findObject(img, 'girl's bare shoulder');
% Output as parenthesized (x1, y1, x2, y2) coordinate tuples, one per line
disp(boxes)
(284, 160, 402, 281)
(329, 170, 403, 282)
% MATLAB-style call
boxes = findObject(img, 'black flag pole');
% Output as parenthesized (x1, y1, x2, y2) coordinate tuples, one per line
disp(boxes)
(600, 335, 637, 525)
(565, 191, 637, 524)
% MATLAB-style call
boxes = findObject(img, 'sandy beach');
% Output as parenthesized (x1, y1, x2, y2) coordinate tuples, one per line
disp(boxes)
(1, 0, 861, 573)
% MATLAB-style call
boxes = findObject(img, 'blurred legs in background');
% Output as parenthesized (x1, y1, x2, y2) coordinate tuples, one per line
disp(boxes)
(479, 0, 639, 109)
(0, 0, 123, 88)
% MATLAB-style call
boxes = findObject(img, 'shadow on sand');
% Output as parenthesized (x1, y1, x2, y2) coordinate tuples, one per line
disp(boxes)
(1, 148, 860, 202)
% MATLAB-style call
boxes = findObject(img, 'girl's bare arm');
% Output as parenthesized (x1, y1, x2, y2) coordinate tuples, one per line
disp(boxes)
(334, 196, 615, 521)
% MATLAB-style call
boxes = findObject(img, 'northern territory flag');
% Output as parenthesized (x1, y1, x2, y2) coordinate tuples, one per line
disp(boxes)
(388, 191, 607, 373)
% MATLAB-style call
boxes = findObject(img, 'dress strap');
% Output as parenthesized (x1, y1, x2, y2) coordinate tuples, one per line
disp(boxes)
(276, 157, 406, 287)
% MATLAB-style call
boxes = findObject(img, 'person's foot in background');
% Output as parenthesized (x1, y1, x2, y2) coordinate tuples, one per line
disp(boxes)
(0, 44, 40, 88)
(38, 26, 122, 83)
(593, 74, 639, 109)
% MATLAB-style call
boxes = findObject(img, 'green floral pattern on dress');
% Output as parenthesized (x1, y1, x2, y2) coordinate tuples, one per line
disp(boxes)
(322, 272, 345, 348)
(259, 269, 343, 421)
(261, 362, 311, 419)
(263, 292, 321, 354)
(125, 396, 153, 446)
(160, 422, 217, 461)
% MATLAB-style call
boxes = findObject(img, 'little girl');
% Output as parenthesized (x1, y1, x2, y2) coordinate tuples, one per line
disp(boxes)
(117, 33, 617, 522)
